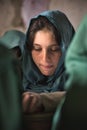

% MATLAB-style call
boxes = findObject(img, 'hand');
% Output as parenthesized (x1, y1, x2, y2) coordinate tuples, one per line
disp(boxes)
(22, 92, 44, 114)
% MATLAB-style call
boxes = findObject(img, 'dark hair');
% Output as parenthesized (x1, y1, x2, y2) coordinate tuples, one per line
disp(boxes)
(26, 16, 61, 51)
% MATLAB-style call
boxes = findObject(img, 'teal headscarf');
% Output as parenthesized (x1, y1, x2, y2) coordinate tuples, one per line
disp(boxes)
(22, 10, 75, 93)
(51, 15, 87, 130)
(0, 30, 25, 53)
(0, 44, 22, 130)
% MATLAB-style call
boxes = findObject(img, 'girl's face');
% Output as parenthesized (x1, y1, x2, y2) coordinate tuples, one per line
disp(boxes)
(31, 29, 62, 76)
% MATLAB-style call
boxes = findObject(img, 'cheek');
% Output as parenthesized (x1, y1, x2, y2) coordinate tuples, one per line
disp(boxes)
(53, 53, 61, 65)
(31, 51, 40, 63)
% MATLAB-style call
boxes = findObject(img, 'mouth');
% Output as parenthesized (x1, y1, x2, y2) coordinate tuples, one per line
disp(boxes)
(40, 64, 53, 70)
(39, 64, 54, 76)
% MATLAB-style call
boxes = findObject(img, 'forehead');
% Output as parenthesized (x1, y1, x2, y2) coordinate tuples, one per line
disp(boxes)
(33, 29, 57, 47)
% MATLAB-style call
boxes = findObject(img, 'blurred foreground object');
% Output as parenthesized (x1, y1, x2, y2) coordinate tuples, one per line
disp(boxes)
(51, 15, 87, 130)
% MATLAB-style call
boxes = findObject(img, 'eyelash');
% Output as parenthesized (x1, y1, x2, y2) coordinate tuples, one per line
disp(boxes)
(32, 47, 41, 51)
(33, 47, 61, 52)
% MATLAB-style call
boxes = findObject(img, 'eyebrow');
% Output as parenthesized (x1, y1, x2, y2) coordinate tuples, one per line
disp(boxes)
(33, 43, 59, 47)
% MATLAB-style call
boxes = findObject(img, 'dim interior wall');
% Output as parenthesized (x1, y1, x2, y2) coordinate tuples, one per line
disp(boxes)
(0, 0, 50, 36)
(21, 0, 50, 28)
(49, 0, 87, 30)
(0, 0, 87, 36)
(0, 0, 25, 36)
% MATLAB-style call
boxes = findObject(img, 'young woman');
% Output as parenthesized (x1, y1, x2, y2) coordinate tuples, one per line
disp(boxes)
(22, 10, 75, 113)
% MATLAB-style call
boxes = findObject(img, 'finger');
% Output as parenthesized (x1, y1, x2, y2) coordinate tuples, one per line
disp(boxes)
(22, 94, 33, 113)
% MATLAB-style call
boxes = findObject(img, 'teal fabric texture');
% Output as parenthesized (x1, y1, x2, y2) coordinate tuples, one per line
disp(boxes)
(0, 30, 25, 52)
(65, 15, 87, 90)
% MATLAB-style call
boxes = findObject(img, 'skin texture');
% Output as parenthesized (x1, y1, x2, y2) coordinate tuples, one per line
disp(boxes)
(31, 29, 62, 76)
(22, 91, 66, 113)
(22, 92, 44, 113)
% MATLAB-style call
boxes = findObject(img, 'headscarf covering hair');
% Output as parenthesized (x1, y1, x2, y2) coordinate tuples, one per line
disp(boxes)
(0, 29, 25, 53)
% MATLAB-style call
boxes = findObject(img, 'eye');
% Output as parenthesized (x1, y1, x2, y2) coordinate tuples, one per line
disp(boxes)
(49, 46, 61, 52)
(32, 45, 42, 51)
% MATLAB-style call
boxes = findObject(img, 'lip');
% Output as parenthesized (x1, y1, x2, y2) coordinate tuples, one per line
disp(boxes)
(40, 64, 53, 69)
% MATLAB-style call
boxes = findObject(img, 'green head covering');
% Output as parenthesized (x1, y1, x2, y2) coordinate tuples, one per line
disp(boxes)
(0, 30, 25, 52)
(0, 43, 22, 130)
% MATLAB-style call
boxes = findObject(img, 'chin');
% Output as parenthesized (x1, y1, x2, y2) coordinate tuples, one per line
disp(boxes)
(42, 72, 54, 76)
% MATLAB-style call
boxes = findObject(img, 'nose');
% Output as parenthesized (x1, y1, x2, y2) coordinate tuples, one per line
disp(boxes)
(41, 49, 50, 62)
